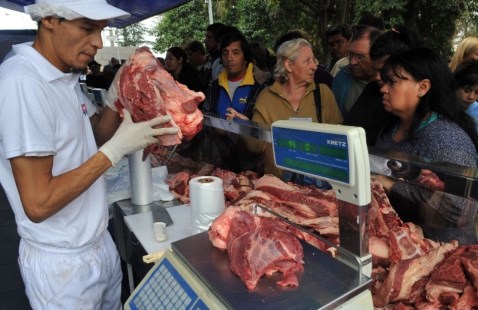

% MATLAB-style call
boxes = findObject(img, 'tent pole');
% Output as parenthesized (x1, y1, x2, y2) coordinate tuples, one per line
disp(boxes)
(207, 0, 213, 24)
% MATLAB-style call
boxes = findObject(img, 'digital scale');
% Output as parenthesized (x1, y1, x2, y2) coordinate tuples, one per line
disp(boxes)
(125, 120, 373, 309)
(272, 120, 370, 206)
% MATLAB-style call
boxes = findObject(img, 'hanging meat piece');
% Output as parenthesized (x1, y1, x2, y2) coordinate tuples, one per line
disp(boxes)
(115, 46, 204, 148)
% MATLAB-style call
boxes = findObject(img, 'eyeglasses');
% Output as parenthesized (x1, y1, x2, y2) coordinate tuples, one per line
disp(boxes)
(346, 52, 369, 62)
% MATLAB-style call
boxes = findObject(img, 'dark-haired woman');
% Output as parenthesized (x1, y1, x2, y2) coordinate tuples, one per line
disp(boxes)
(375, 47, 478, 245)
(165, 46, 203, 93)
(343, 25, 423, 146)
(377, 47, 478, 166)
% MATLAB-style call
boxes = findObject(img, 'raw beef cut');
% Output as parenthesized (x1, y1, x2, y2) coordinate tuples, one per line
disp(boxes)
(228, 217, 304, 290)
(425, 246, 467, 303)
(450, 285, 478, 309)
(416, 169, 445, 192)
(209, 206, 304, 290)
(461, 245, 478, 289)
(373, 242, 458, 307)
(115, 46, 204, 147)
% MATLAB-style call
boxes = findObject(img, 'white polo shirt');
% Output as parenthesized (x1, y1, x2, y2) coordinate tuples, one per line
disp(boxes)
(0, 43, 108, 248)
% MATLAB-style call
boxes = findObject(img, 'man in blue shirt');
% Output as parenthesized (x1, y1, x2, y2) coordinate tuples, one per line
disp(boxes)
(332, 25, 382, 117)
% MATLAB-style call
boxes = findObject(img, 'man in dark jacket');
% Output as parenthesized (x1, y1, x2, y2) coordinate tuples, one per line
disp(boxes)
(183, 30, 269, 172)
(202, 30, 270, 119)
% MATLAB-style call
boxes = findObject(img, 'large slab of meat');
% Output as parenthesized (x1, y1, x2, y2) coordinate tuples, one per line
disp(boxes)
(209, 206, 303, 290)
(115, 46, 204, 146)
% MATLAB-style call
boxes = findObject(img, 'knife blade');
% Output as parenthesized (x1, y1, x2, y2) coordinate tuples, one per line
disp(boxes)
(151, 201, 173, 226)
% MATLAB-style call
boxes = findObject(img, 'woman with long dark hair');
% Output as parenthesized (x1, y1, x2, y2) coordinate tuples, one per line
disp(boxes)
(377, 47, 478, 166)
(375, 47, 478, 245)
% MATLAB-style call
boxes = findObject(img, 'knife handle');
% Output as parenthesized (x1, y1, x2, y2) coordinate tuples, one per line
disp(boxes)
(153, 222, 167, 242)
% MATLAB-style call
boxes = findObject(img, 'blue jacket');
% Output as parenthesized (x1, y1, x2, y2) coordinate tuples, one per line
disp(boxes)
(203, 63, 270, 118)
(331, 66, 353, 115)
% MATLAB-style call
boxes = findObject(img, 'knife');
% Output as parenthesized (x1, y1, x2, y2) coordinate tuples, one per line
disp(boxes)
(151, 201, 173, 227)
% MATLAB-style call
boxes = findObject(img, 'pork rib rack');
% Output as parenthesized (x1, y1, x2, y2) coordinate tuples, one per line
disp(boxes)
(115, 46, 204, 146)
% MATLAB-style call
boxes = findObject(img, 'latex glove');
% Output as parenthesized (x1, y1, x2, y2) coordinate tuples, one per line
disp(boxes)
(103, 65, 123, 111)
(99, 110, 179, 166)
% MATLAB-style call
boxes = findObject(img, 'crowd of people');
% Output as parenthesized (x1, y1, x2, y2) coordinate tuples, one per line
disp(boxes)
(2, 0, 478, 308)
(173, 20, 478, 246)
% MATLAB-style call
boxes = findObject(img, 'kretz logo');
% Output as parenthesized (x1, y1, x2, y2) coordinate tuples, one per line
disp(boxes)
(81, 103, 88, 116)
(327, 139, 346, 148)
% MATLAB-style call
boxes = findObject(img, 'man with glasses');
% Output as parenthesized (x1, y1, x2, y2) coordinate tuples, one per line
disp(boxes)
(331, 25, 382, 117)
(325, 24, 351, 73)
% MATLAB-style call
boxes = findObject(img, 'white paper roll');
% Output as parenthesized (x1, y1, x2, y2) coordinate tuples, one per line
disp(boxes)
(189, 176, 225, 234)
(128, 150, 153, 206)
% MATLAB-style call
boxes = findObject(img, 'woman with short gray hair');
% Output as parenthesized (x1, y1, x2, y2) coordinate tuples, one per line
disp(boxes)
(229, 38, 343, 181)
(274, 38, 313, 83)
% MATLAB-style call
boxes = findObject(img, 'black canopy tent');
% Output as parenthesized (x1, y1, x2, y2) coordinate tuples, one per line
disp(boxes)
(0, 0, 193, 28)
(0, 0, 195, 62)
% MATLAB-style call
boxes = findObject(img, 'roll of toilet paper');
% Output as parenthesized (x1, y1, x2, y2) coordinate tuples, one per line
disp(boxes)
(189, 176, 225, 234)
(128, 149, 153, 206)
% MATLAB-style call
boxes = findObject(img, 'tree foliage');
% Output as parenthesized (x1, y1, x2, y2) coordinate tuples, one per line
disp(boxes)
(150, 1, 209, 53)
(118, 23, 149, 47)
(353, 0, 464, 58)
(455, 0, 478, 42)
(146, 0, 478, 61)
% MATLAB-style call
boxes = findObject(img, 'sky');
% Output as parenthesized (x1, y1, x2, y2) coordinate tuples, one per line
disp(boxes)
(0, 7, 37, 29)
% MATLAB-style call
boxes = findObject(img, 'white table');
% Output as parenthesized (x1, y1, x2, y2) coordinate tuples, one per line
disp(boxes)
(123, 204, 193, 254)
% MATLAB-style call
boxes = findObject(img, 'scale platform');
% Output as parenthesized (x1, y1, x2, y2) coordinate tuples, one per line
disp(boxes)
(125, 232, 372, 310)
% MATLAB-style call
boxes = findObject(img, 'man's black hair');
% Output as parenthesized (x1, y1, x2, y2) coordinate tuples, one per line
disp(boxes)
(357, 12, 385, 30)
(325, 24, 352, 41)
(186, 40, 206, 55)
(206, 22, 225, 35)
(220, 30, 253, 63)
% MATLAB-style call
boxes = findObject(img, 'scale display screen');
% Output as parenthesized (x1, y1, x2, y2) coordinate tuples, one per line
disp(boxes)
(273, 126, 350, 183)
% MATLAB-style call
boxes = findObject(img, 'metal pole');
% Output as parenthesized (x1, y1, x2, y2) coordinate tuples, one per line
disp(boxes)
(207, 0, 213, 24)
(115, 29, 121, 61)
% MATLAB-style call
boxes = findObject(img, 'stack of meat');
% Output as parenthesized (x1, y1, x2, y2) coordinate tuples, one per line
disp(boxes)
(167, 165, 258, 204)
(199, 172, 477, 307)
(368, 179, 478, 308)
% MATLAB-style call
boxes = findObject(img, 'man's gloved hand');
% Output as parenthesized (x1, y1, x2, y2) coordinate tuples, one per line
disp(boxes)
(99, 110, 179, 166)
(103, 65, 123, 111)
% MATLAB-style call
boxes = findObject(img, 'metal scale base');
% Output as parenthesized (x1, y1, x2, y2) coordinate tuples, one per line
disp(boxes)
(171, 232, 372, 310)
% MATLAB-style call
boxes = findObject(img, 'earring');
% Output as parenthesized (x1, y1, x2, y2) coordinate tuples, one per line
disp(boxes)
(418, 93, 423, 97)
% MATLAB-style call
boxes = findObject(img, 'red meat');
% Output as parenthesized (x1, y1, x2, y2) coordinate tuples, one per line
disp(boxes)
(227, 216, 304, 290)
(209, 207, 304, 290)
(116, 46, 204, 147)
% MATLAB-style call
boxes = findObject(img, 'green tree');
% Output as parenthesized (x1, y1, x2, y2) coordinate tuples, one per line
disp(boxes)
(209, 0, 325, 55)
(150, 0, 478, 61)
(454, 0, 478, 44)
(118, 23, 149, 47)
(150, 0, 210, 54)
(352, 0, 464, 57)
